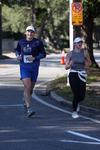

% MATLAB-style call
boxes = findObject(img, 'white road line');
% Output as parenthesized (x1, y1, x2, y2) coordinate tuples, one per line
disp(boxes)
(79, 114, 100, 124)
(0, 82, 100, 124)
(0, 104, 23, 108)
(0, 83, 23, 87)
(33, 92, 100, 124)
(67, 130, 100, 142)
(33, 91, 72, 114)
(60, 139, 100, 145)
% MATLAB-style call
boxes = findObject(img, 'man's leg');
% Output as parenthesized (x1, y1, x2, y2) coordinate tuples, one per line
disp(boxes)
(22, 78, 33, 108)
(22, 78, 36, 117)
(30, 82, 35, 95)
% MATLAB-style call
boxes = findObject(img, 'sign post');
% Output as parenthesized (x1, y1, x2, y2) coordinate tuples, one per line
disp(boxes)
(69, 0, 73, 50)
(67, 0, 73, 86)
(0, 1, 2, 56)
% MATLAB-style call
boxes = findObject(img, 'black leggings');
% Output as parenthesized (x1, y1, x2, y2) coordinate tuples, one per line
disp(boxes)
(69, 72, 86, 111)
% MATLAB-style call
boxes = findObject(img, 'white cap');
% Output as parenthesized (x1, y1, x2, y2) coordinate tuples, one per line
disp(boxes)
(26, 25, 35, 32)
(74, 37, 83, 43)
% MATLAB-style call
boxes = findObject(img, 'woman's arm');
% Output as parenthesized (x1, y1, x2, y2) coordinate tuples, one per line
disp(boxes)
(65, 52, 73, 70)
(84, 50, 92, 68)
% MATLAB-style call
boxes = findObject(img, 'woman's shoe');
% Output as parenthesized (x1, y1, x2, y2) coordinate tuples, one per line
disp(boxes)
(72, 111, 79, 119)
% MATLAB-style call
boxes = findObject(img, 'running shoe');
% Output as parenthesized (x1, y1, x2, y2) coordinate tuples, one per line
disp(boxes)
(72, 111, 79, 119)
(23, 103, 27, 114)
(27, 107, 35, 117)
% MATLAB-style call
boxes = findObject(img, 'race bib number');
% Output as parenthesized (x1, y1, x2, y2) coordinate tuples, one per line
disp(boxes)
(23, 55, 33, 63)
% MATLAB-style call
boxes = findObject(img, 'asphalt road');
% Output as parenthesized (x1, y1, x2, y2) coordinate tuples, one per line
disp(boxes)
(0, 54, 100, 150)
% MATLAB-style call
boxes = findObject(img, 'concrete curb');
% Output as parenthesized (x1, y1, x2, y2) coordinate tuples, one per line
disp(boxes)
(37, 79, 100, 112)
(35, 81, 53, 96)
(50, 91, 100, 112)
(50, 91, 71, 104)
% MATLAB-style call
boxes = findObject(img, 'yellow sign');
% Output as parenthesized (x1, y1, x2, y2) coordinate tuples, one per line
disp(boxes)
(72, 2, 83, 26)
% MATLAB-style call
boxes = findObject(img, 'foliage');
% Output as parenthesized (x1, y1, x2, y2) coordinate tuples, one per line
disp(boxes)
(2, 5, 32, 33)
(2, 0, 100, 54)
(2, 0, 69, 49)
(83, 0, 100, 22)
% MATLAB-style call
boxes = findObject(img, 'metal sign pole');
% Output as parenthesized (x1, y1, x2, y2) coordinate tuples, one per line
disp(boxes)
(0, 1, 2, 56)
(69, 0, 73, 51)
(67, 0, 73, 86)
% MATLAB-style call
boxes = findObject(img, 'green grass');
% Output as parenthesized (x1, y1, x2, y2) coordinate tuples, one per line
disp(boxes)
(50, 67, 100, 110)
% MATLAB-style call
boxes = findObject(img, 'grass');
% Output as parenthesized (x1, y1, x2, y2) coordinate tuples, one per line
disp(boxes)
(50, 67, 100, 110)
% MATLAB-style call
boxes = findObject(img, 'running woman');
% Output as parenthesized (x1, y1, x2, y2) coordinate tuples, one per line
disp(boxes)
(65, 37, 91, 118)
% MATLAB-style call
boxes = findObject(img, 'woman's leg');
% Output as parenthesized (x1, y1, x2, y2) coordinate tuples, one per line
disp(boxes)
(78, 79, 86, 103)
(69, 72, 86, 111)
(69, 73, 80, 111)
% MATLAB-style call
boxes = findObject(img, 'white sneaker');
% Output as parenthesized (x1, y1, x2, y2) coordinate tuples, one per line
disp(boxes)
(72, 111, 79, 119)
(76, 105, 80, 112)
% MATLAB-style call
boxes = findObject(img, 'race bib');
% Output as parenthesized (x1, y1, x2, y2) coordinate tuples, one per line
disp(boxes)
(23, 55, 33, 63)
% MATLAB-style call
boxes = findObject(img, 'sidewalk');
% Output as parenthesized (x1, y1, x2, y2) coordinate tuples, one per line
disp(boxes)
(3, 52, 16, 59)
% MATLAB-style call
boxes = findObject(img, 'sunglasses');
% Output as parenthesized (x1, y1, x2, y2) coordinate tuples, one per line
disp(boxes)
(75, 41, 83, 44)
(27, 30, 34, 33)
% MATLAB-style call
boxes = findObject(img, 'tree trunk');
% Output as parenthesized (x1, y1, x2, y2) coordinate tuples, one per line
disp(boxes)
(85, 25, 99, 68)
(83, 10, 100, 68)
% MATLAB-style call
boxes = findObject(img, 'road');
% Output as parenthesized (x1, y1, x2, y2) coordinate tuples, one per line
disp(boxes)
(0, 53, 100, 150)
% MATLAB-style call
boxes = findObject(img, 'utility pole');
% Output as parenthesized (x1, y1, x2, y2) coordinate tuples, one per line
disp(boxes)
(0, 0, 2, 56)
(67, 0, 73, 86)
(69, 0, 73, 50)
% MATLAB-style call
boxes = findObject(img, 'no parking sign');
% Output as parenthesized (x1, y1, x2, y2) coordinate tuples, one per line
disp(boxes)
(72, 2, 83, 26)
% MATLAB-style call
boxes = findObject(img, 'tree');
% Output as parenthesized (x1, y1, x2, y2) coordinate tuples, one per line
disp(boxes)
(36, 0, 69, 49)
(2, 5, 32, 34)
(2, 0, 69, 49)
(2, 0, 37, 25)
(82, 0, 100, 68)
(2, 0, 100, 68)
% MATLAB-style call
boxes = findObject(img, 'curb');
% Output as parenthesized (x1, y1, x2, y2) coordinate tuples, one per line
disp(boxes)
(50, 91, 100, 112)
(37, 79, 100, 112)
(50, 91, 71, 104)
(35, 81, 52, 96)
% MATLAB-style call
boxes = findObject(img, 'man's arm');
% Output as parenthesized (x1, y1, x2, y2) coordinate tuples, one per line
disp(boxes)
(35, 40, 46, 60)
(15, 41, 22, 61)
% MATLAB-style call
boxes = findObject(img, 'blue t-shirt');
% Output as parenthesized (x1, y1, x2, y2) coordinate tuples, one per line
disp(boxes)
(15, 38, 46, 66)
